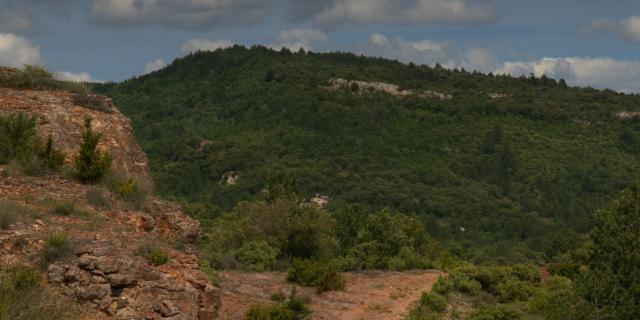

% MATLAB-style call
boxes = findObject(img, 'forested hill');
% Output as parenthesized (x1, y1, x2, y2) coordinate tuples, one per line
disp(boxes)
(95, 45, 640, 263)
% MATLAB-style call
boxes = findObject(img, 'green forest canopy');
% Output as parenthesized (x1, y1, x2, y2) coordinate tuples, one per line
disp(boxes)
(94, 45, 640, 263)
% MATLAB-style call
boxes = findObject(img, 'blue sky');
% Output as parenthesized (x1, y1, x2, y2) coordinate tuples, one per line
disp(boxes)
(1, 0, 639, 92)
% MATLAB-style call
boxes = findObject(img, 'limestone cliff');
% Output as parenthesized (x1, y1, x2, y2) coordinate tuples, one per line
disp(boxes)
(0, 71, 220, 319)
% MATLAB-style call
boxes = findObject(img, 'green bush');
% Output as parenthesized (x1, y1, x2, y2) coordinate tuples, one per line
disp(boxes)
(37, 135, 65, 171)
(9, 265, 41, 290)
(74, 117, 112, 183)
(0, 201, 19, 230)
(0, 113, 65, 176)
(408, 292, 448, 320)
(420, 292, 448, 312)
(467, 304, 525, 320)
(495, 278, 535, 302)
(146, 247, 169, 266)
(448, 271, 482, 295)
(110, 177, 150, 209)
(287, 259, 345, 292)
(41, 232, 73, 265)
(235, 240, 279, 271)
(530, 276, 587, 320)
(0, 201, 37, 230)
(0, 65, 89, 94)
(85, 187, 113, 209)
(0, 113, 38, 164)
(49, 200, 86, 217)
(431, 276, 454, 295)
(0, 264, 84, 319)
(246, 304, 295, 320)
(246, 287, 310, 320)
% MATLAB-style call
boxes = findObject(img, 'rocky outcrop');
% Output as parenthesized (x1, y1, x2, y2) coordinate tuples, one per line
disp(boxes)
(46, 240, 218, 320)
(0, 86, 151, 185)
(327, 78, 452, 100)
(0, 77, 220, 319)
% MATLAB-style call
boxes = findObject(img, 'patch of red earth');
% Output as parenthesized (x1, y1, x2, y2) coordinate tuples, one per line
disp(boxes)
(219, 270, 442, 320)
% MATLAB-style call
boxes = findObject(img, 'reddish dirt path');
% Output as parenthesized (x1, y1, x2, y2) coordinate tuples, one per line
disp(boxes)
(219, 270, 442, 320)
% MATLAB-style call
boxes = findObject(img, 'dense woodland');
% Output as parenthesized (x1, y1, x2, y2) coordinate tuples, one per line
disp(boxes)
(94, 46, 640, 265)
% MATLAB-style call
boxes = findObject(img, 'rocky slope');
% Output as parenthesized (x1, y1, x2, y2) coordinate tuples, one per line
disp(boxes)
(0, 80, 219, 319)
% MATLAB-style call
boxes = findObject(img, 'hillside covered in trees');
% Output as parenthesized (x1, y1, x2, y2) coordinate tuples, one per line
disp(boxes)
(95, 46, 640, 264)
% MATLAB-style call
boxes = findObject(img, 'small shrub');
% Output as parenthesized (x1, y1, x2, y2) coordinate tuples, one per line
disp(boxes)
(0, 201, 19, 230)
(246, 287, 310, 320)
(85, 187, 113, 209)
(496, 278, 535, 302)
(235, 240, 279, 271)
(111, 177, 149, 208)
(420, 292, 448, 312)
(449, 273, 482, 295)
(41, 232, 73, 265)
(200, 260, 221, 287)
(0, 113, 38, 164)
(432, 276, 454, 295)
(0, 264, 84, 319)
(107, 175, 151, 210)
(246, 304, 295, 320)
(287, 259, 345, 293)
(467, 304, 525, 320)
(9, 265, 41, 290)
(0, 200, 37, 230)
(36, 135, 65, 172)
(50, 200, 82, 216)
(74, 117, 112, 184)
(146, 247, 169, 266)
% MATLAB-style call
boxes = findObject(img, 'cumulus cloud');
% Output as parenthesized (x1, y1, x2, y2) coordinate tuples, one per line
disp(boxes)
(495, 57, 640, 93)
(292, 0, 497, 28)
(144, 58, 166, 74)
(361, 33, 500, 72)
(91, 0, 269, 30)
(180, 39, 235, 55)
(0, 33, 43, 68)
(581, 16, 640, 43)
(360, 33, 640, 93)
(620, 16, 640, 43)
(272, 29, 328, 51)
(55, 71, 103, 83)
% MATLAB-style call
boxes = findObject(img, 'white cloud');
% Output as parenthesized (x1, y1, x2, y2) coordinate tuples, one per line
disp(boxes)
(55, 71, 103, 83)
(91, 0, 269, 30)
(273, 29, 328, 51)
(361, 33, 462, 68)
(620, 16, 640, 43)
(0, 33, 43, 68)
(495, 57, 640, 93)
(180, 39, 235, 55)
(360, 33, 640, 93)
(144, 58, 166, 74)
(582, 16, 640, 44)
(311, 0, 497, 28)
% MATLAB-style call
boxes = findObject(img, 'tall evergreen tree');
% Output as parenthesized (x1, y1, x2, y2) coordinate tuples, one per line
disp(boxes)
(581, 182, 640, 319)
(74, 117, 112, 183)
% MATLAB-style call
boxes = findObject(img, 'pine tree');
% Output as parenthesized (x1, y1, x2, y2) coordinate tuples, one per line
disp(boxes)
(580, 182, 640, 319)
(74, 117, 112, 183)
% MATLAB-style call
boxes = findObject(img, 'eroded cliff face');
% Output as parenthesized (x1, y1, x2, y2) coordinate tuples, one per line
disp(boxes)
(0, 76, 151, 186)
(0, 74, 220, 319)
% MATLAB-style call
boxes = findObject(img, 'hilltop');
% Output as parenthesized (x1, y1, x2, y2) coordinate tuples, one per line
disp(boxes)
(95, 46, 640, 263)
